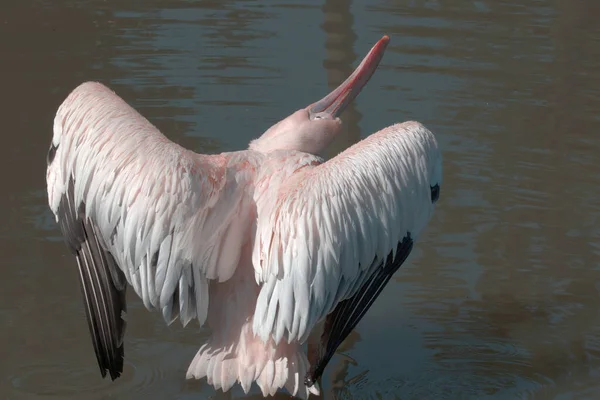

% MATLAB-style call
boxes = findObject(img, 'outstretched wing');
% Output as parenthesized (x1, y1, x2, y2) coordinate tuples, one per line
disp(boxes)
(251, 121, 441, 383)
(46, 82, 257, 379)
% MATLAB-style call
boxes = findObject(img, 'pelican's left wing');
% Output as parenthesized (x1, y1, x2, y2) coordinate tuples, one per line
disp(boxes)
(46, 82, 258, 380)
(252, 122, 441, 385)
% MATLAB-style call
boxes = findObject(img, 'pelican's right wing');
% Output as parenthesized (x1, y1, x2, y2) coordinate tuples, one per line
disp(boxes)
(252, 122, 441, 385)
(46, 82, 257, 379)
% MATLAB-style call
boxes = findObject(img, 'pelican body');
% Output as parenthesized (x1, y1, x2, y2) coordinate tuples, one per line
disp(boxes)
(46, 36, 442, 398)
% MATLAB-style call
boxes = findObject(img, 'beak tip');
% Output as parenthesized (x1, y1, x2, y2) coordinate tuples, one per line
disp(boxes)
(379, 35, 391, 49)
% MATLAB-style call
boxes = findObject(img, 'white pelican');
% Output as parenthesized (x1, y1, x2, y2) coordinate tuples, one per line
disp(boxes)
(46, 35, 442, 398)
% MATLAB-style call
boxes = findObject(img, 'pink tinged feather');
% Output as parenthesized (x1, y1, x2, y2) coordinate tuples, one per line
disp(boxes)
(256, 359, 275, 396)
(219, 348, 237, 392)
(238, 359, 255, 394)
(205, 351, 219, 385)
(274, 358, 289, 394)
(212, 350, 228, 389)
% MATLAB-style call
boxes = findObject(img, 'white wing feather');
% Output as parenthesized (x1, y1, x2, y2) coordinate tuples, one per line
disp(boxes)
(252, 122, 441, 344)
(47, 82, 259, 326)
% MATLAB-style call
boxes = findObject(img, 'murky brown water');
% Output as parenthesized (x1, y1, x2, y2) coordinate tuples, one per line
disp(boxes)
(2, 0, 600, 399)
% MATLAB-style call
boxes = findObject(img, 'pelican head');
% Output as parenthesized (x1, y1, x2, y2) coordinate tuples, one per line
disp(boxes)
(250, 36, 390, 156)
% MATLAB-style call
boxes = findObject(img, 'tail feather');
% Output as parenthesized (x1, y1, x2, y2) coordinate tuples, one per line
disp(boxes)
(186, 323, 320, 398)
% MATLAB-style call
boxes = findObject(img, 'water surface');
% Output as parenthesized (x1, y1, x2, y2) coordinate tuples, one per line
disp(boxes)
(2, 0, 600, 398)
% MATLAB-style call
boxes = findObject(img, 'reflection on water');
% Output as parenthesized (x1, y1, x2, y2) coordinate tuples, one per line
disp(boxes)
(2, 0, 600, 398)
(321, 0, 361, 159)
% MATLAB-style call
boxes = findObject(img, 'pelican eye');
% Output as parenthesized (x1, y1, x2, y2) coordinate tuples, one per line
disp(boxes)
(430, 184, 440, 204)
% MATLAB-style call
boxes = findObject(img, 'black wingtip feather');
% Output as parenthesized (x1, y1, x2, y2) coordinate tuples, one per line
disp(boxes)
(47, 143, 58, 165)
(306, 233, 414, 387)
(58, 178, 127, 381)
(76, 224, 127, 380)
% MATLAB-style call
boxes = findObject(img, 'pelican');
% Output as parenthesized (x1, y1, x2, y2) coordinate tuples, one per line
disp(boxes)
(46, 35, 442, 398)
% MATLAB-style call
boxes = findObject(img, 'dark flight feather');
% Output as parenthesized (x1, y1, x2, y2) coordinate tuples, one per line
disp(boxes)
(57, 177, 127, 380)
(305, 233, 414, 387)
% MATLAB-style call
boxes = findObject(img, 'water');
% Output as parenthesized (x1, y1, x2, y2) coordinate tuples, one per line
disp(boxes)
(2, 0, 600, 398)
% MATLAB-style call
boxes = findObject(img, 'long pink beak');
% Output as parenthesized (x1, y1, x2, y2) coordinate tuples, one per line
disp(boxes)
(308, 35, 390, 119)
